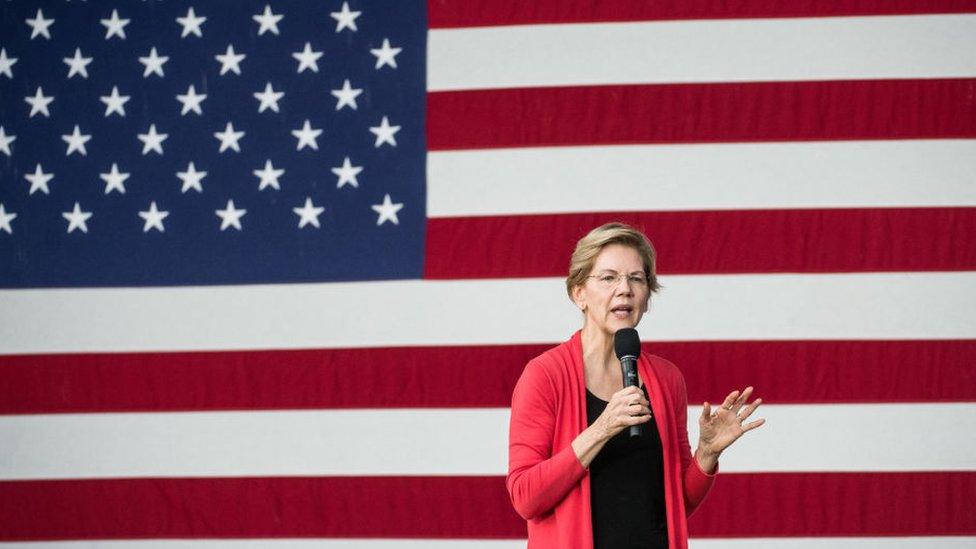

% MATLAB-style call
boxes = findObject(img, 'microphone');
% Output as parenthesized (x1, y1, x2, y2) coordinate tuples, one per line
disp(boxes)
(614, 328, 642, 438)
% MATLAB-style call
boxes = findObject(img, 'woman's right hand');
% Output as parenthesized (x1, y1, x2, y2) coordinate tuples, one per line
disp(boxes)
(572, 385, 652, 468)
(595, 385, 651, 440)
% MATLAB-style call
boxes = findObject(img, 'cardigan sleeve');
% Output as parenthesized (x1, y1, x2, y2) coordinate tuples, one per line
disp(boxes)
(673, 368, 717, 515)
(506, 359, 587, 521)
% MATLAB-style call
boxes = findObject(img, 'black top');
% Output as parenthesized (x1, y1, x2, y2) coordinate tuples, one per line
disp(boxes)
(586, 385, 668, 549)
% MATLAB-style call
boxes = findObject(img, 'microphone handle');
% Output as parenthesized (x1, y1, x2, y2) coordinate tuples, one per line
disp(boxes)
(621, 356, 641, 438)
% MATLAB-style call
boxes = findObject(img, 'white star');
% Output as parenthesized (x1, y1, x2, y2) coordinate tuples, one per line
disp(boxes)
(25, 8, 54, 40)
(63, 48, 93, 79)
(293, 197, 325, 229)
(176, 84, 207, 115)
(292, 42, 323, 73)
(331, 156, 363, 189)
(330, 2, 361, 32)
(0, 126, 15, 157)
(99, 163, 130, 195)
(331, 79, 363, 111)
(252, 5, 283, 36)
(371, 194, 403, 226)
(63, 202, 93, 234)
(0, 48, 17, 79)
(253, 82, 284, 113)
(253, 159, 285, 191)
(137, 124, 168, 155)
(215, 199, 246, 231)
(25, 86, 54, 118)
(369, 116, 400, 147)
(214, 122, 245, 153)
(101, 9, 130, 40)
(215, 44, 245, 75)
(176, 7, 207, 38)
(138, 201, 169, 233)
(370, 38, 401, 70)
(62, 125, 92, 156)
(0, 204, 16, 235)
(139, 47, 169, 78)
(291, 119, 322, 151)
(100, 86, 130, 117)
(24, 164, 53, 195)
(176, 162, 207, 193)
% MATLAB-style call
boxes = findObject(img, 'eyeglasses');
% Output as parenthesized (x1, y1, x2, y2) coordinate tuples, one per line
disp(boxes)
(587, 272, 649, 288)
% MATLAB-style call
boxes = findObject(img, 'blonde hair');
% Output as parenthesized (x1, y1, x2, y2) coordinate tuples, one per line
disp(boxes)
(565, 222, 662, 301)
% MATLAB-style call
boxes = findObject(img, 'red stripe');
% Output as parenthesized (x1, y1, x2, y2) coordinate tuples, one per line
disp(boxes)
(0, 476, 523, 540)
(428, 0, 976, 28)
(427, 79, 976, 150)
(425, 208, 976, 278)
(689, 470, 976, 537)
(2, 473, 973, 539)
(2, 340, 973, 414)
(665, 339, 976, 406)
(689, 472, 976, 537)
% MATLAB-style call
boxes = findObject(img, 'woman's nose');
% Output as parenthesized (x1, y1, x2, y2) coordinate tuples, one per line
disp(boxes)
(615, 278, 634, 294)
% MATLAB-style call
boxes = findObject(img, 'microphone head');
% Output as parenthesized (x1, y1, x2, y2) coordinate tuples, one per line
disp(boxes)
(613, 328, 641, 360)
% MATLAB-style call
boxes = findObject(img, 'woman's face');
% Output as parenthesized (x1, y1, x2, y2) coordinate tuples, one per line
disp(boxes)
(573, 243, 650, 336)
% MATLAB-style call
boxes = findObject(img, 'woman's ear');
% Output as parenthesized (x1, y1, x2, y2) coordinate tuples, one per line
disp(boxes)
(572, 285, 586, 312)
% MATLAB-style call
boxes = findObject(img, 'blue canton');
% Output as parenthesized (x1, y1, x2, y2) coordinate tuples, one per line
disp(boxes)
(0, 1, 427, 287)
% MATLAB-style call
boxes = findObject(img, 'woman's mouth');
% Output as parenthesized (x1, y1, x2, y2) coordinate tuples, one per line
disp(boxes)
(611, 305, 633, 319)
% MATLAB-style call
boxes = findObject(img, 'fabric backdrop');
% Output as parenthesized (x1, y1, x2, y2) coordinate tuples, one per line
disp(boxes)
(1, 1, 975, 547)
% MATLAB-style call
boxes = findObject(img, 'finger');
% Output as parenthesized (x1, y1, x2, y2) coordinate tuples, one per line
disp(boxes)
(609, 389, 635, 407)
(732, 386, 752, 412)
(738, 398, 763, 421)
(625, 395, 646, 407)
(701, 402, 711, 421)
(742, 418, 766, 432)
(626, 413, 651, 424)
(616, 386, 641, 399)
(721, 391, 740, 410)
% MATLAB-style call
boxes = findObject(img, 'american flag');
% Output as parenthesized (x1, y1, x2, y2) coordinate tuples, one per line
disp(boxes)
(1, 1, 975, 547)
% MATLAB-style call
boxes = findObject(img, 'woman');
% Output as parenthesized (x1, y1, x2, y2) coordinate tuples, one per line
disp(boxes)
(507, 223, 764, 549)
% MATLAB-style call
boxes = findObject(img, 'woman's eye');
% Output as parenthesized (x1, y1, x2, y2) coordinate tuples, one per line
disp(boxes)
(600, 275, 615, 282)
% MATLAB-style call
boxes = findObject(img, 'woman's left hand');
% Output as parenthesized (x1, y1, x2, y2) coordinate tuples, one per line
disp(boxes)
(695, 386, 764, 472)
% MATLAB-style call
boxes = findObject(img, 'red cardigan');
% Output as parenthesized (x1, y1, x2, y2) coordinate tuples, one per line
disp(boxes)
(506, 331, 716, 549)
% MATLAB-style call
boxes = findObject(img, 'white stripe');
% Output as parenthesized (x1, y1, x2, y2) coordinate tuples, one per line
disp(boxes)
(0, 543, 529, 549)
(687, 404, 976, 473)
(1, 272, 974, 354)
(0, 409, 508, 479)
(1, 404, 972, 479)
(3, 540, 975, 549)
(428, 15, 976, 90)
(693, 539, 976, 549)
(428, 140, 976, 217)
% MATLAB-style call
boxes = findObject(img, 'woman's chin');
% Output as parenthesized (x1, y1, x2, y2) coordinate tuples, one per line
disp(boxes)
(603, 316, 638, 332)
